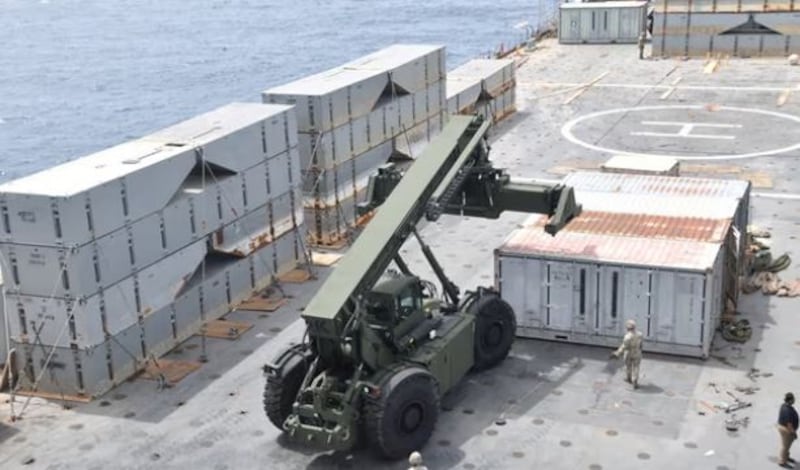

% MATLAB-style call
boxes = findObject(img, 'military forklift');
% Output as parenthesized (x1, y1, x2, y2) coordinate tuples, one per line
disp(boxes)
(262, 115, 581, 459)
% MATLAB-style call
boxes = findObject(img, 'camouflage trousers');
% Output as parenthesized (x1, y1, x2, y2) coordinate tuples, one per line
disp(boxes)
(624, 357, 641, 386)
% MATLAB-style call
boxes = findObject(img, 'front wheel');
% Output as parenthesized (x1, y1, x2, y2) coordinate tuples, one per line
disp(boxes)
(466, 288, 516, 371)
(364, 365, 440, 460)
(263, 344, 312, 429)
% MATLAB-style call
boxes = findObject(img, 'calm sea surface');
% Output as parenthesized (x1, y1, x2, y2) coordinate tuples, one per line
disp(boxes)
(0, 0, 548, 183)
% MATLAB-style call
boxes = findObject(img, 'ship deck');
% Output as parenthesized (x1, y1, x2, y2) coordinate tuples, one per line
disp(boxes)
(3, 39, 800, 470)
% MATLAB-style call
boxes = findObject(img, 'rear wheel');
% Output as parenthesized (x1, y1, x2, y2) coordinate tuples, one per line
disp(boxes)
(263, 344, 311, 429)
(364, 366, 440, 460)
(467, 289, 516, 371)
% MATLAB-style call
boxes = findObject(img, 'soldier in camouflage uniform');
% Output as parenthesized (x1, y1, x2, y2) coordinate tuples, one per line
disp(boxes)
(611, 319, 644, 389)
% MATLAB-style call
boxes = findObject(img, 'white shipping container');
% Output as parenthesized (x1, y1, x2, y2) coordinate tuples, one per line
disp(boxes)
(559, 1, 649, 44)
(495, 212, 731, 358)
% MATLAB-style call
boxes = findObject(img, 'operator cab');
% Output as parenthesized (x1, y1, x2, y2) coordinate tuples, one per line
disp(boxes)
(366, 275, 424, 325)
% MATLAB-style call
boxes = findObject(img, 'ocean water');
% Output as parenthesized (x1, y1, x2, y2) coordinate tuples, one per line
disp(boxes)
(0, 0, 550, 183)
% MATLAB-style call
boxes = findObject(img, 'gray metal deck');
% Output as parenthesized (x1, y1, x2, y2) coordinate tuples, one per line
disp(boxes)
(3, 39, 800, 470)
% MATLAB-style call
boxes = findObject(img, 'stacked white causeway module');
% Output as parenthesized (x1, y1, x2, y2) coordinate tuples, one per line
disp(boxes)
(446, 58, 516, 124)
(262, 45, 447, 245)
(0, 102, 305, 397)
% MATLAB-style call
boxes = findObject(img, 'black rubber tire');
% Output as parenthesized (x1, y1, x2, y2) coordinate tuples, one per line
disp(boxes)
(263, 347, 309, 430)
(364, 366, 440, 460)
(468, 291, 517, 371)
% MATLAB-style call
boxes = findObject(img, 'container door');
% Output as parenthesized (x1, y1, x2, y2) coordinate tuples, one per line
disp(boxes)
(567, 10, 582, 42)
(524, 259, 545, 328)
(673, 273, 705, 346)
(581, 10, 595, 40)
(652, 271, 677, 343)
(618, 8, 634, 40)
(498, 256, 545, 329)
(546, 262, 573, 330)
(597, 266, 623, 336)
(597, 9, 616, 42)
(572, 264, 596, 335)
(622, 268, 652, 338)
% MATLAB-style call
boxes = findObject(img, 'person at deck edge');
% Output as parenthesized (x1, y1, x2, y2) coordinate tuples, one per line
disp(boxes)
(778, 392, 798, 468)
(610, 319, 643, 389)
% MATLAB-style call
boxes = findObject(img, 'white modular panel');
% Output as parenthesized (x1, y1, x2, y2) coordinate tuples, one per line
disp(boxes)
(287, 146, 302, 187)
(367, 107, 386, 146)
(261, 94, 320, 134)
(212, 204, 269, 257)
(243, 160, 269, 211)
(428, 80, 446, 116)
(304, 162, 353, 200)
(3, 244, 88, 299)
(1, 227, 132, 299)
(298, 132, 334, 171)
(269, 149, 292, 197)
(229, 252, 255, 296)
(137, 239, 206, 317)
(86, 179, 127, 241)
(451, 80, 482, 114)
(346, 71, 389, 121)
(389, 57, 427, 94)
(7, 294, 105, 348)
(273, 229, 302, 275)
(141, 304, 175, 358)
(429, 112, 445, 139)
(102, 276, 140, 338)
(413, 89, 428, 122)
(398, 94, 415, 130)
(271, 187, 303, 238)
(344, 46, 435, 93)
(449, 59, 514, 97)
(446, 95, 458, 116)
(15, 341, 112, 398)
(129, 212, 165, 270)
(251, 238, 277, 282)
(141, 102, 294, 170)
(332, 121, 354, 163)
(93, 228, 137, 292)
(0, 140, 197, 245)
(0, 193, 86, 246)
(161, 196, 196, 251)
(351, 115, 370, 157)
(111, 321, 146, 379)
(215, 173, 247, 226)
(200, 262, 232, 316)
(425, 48, 446, 85)
(383, 101, 402, 139)
(121, 146, 196, 223)
(265, 68, 390, 131)
(173, 285, 202, 341)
